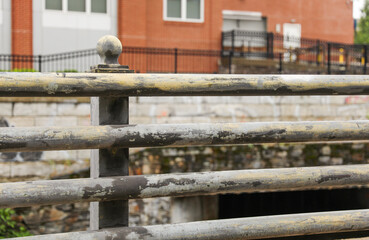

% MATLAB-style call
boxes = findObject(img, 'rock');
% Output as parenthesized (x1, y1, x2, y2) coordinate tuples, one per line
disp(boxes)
(321, 146, 331, 156)
(319, 156, 331, 164)
(20, 152, 43, 161)
(352, 143, 364, 150)
(290, 146, 303, 157)
(331, 157, 343, 165)
(43, 208, 67, 222)
(0, 152, 18, 162)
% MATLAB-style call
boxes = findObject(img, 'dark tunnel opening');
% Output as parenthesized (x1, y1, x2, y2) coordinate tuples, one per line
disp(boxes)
(218, 188, 369, 239)
(219, 188, 369, 219)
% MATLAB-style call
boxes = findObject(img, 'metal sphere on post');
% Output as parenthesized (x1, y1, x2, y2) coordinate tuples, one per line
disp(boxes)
(91, 35, 133, 73)
(96, 35, 122, 65)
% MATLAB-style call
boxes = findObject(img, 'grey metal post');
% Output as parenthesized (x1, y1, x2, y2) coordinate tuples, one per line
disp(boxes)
(89, 35, 134, 230)
(228, 50, 233, 74)
(278, 53, 283, 74)
(174, 48, 178, 73)
(267, 32, 274, 59)
(221, 32, 224, 57)
(231, 30, 235, 53)
(327, 43, 332, 74)
(38, 55, 42, 72)
(316, 40, 320, 66)
(364, 45, 367, 74)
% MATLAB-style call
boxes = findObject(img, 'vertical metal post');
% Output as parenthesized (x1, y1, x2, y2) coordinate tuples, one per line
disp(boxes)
(229, 30, 235, 74)
(327, 43, 331, 75)
(90, 35, 134, 230)
(267, 32, 274, 59)
(345, 47, 349, 74)
(241, 40, 244, 57)
(38, 55, 42, 72)
(316, 40, 320, 66)
(278, 53, 283, 74)
(266, 33, 270, 58)
(364, 45, 367, 74)
(174, 48, 178, 73)
(228, 50, 233, 74)
(270, 33, 274, 59)
(221, 32, 224, 57)
(231, 30, 235, 53)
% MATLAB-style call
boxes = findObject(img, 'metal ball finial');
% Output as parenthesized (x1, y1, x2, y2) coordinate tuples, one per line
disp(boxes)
(96, 35, 122, 65)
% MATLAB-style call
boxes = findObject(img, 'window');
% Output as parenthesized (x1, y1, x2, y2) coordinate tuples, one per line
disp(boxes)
(45, 0, 107, 14)
(164, 0, 204, 22)
(45, 0, 62, 10)
(167, 0, 181, 18)
(186, 0, 200, 19)
(91, 0, 107, 13)
(68, 0, 85, 12)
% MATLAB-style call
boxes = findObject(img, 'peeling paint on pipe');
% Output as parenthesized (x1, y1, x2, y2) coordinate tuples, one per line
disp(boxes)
(1, 165, 369, 208)
(1, 121, 369, 152)
(14, 210, 369, 239)
(1, 73, 369, 96)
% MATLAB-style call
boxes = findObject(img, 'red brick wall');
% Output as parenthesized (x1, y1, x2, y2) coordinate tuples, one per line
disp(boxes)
(12, 0, 33, 55)
(223, 0, 354, 44)
(118, 0, 148, 47)
(118, 0, 354, 51)
(118, 0, 222, 50)
(12, 0, 33, 68)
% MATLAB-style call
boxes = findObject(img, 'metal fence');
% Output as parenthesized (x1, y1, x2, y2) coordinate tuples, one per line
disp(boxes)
(0, 47, 220, 74)
(222, 30, 369, 74)
(0, 49, 99, 73)
(121, 47, 220, 73)
(1, 36, 369, 239)
(2, 32, 369, 75)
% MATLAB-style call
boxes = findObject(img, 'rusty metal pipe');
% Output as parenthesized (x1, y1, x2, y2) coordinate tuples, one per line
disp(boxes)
(15, 209, 369, 239)
(1, 73, 369, 96)
(1, 164, 369, 208)
(1, 121, 369, 152)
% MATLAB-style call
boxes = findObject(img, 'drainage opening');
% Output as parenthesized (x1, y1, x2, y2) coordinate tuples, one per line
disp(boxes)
(219, 188, 369, 219)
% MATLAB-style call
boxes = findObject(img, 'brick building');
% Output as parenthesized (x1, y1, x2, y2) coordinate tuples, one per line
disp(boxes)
(1, 0, 354, 56)
(120, 0, 354, 50)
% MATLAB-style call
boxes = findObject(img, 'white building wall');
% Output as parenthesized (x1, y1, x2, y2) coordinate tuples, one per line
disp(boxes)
(33, 0, 117, 55)
(0, 0, 12, 55)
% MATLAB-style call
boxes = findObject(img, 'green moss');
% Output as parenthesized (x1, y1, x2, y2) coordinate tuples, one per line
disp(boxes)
(56, 69, 78, 73)
(160, 157, 171, 173)
(302, 144, 320, 166)
(0, 209, 31, 238)
(0, 69, 37, 72)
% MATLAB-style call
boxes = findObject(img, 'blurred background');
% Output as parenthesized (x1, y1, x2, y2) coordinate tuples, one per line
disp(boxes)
(0, 0, 367, 74)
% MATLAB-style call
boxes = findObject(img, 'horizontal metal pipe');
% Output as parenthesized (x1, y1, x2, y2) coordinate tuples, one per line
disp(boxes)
(2, 121, 369, 152)
(15, 210, 369, 239)
(1, 165, 369, 208)
(1, 72, 369, 96)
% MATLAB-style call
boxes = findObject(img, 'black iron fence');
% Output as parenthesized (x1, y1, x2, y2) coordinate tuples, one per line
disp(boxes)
(2, 32, 369, 74)
(0, 47, 221, 73)
(121, 47, 220, 73)
(0, 49, 99, 73)
(222, 30, 369, 74)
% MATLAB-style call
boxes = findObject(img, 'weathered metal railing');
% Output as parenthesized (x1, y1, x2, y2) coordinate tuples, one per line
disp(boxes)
(2, 73, 369, 96)
(2, 165, 369, 209)
(2, 36, 369, 239)
(3, 121, 369, 152)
